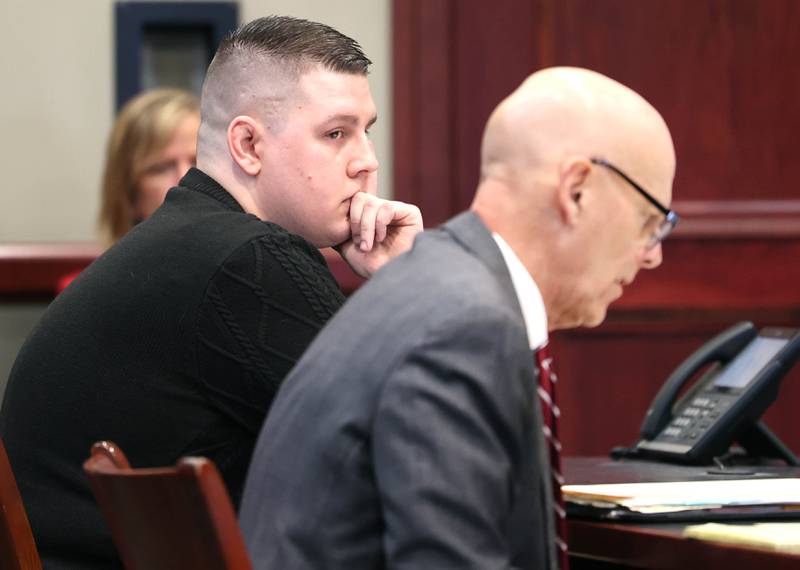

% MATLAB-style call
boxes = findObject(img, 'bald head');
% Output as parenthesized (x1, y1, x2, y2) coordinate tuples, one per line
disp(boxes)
(472, 67, 677, 331)
(479, 67, 674, 197)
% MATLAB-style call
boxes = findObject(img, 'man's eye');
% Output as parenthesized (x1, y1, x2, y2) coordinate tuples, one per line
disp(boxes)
(328, 130, 344, 140)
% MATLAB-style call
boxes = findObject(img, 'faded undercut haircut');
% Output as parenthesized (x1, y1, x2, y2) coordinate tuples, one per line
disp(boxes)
(198, 15, 372, 154)
(210, 15, 372, 77)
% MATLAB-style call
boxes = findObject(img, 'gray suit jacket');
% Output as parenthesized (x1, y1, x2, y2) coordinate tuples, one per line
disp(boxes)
(240, 212, 557, 569)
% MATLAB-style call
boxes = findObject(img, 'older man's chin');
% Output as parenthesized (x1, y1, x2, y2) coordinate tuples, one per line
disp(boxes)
(583, 308, 610, 328)
(577, 285, 629, 328)
(548, 304, 605, 332)
(574, 301, 612, 330)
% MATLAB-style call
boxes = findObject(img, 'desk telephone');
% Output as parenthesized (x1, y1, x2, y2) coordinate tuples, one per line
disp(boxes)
(614, 322, 800, 465)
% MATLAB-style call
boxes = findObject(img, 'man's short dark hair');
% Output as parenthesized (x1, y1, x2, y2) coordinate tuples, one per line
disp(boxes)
(214, 15, 371, 75)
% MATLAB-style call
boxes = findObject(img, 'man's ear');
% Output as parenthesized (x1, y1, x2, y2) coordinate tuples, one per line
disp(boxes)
(555, 157, 592, 226)
(227, 115, 262, 176)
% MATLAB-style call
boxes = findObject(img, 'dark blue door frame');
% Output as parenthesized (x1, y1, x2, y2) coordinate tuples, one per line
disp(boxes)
(115, 1, 238, 110)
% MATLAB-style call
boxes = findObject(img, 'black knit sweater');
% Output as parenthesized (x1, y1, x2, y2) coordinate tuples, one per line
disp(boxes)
(0, 168, 345, 570)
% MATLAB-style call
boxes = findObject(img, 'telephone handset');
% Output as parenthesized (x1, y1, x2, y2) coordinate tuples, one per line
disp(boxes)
(619, 321, 800, 465)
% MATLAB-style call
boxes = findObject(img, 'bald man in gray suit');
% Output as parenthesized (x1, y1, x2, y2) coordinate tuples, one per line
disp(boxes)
(240, 67, 678, 569)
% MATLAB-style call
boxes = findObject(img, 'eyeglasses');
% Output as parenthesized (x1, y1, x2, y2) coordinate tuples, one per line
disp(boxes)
(590, 157, 679, 250)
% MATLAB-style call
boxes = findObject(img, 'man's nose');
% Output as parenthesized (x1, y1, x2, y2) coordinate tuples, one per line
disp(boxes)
(641, 242, 663, 269)
(347, 137, 379, 178)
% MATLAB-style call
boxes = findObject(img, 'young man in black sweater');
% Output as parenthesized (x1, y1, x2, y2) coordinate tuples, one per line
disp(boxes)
(0, 16, 422, 570)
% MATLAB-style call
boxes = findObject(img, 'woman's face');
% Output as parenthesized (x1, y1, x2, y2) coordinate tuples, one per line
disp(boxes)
(133, 112, 200, 222)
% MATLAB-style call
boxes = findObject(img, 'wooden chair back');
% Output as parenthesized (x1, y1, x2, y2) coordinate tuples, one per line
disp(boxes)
(0, 438, 42, 570)
(83, 441, 252, 570)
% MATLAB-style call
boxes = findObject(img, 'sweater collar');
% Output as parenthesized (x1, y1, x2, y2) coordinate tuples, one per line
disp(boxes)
(179, 168, 246, 214)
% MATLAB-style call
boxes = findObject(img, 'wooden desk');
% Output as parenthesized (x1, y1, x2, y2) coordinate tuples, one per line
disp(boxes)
(564, 457, 800, 569)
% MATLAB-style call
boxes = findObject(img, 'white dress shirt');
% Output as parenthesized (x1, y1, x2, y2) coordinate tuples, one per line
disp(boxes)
(492, 233, 548, 350)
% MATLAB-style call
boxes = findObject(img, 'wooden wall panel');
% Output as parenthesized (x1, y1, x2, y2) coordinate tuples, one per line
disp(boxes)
(393, 0, 458, 227)
(451, 0, 542, 210)
(393, 0, 800, 460)
(395, 0, 800, 211)
(615, 237, 800, 311)
(552, 318, 800, 458)
(551, 0, 800, 204)
(393, 0, 549, 226)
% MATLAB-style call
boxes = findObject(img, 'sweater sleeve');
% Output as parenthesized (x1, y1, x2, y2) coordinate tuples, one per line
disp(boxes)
(195, 228, 346, 434)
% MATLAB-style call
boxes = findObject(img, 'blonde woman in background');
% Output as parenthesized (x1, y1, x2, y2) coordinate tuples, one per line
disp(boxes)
(99, 88, 200, 244)
(58, 89, 199, 292)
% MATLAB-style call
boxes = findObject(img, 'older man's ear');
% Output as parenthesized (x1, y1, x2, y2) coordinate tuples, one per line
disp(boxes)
(556, 157, 592, 226)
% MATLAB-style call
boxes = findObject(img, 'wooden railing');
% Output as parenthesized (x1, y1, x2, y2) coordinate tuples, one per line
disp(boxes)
(0, 244, 364, 301)
(0, 243, 102, 300)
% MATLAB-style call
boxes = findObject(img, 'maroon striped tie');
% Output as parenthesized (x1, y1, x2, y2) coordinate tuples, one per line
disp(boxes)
(535, 344, 569, 570)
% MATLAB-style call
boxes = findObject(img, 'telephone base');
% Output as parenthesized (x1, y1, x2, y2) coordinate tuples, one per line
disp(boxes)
(611, 421, 799, 467)
(737, 420, 799, 466)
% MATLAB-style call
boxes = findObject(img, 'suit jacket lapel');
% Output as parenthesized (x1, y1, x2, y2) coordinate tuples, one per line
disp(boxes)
(441, 211, 521, 317)
(441, 211, 558, 569)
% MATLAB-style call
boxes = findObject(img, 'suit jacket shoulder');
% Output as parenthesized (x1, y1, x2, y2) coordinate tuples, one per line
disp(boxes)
(241, 210, 556, 570)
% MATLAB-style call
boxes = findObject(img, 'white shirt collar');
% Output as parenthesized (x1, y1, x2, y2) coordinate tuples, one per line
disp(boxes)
(492, 233, 548, 350)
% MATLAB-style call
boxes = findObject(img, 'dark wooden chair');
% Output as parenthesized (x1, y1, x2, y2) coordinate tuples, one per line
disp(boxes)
(83, 441, 252, 570)
(0, 438, 42, 570)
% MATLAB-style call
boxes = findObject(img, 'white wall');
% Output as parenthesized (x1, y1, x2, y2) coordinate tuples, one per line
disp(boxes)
(0, 0, 114, 242)
(0, 0, 391, 243)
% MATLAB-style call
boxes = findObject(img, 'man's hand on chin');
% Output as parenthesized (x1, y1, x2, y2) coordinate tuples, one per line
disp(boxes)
(335, 192, 423, 278)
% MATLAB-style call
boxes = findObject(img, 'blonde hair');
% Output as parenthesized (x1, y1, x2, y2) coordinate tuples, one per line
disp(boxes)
(99, 88, 200, 244)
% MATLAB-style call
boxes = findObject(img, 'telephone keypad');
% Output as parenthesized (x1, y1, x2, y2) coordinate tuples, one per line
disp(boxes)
(659, 393, 738, 443)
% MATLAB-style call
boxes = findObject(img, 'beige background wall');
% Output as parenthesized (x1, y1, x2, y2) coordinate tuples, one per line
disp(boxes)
(0, 0, 392, 243)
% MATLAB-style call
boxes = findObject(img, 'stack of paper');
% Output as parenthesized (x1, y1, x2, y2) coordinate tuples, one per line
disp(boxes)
(563, 478, 800, 516)
(684, 522, 800, 553)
